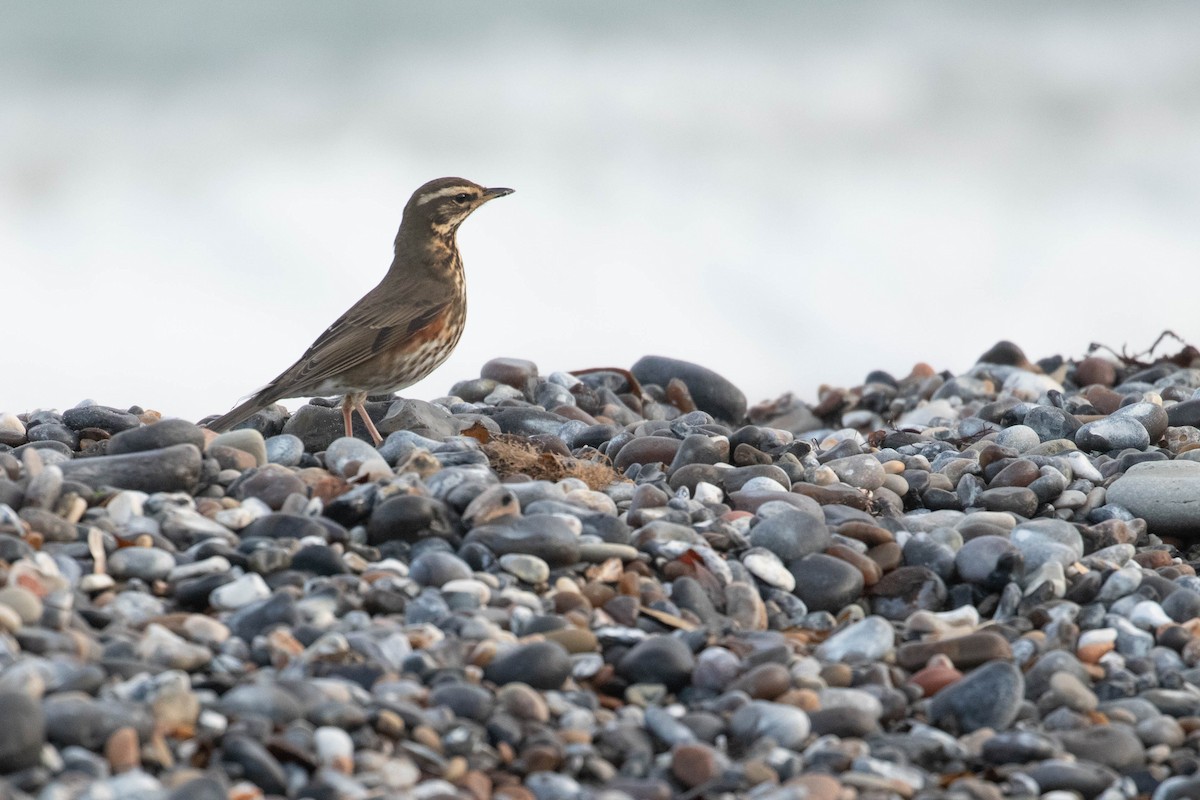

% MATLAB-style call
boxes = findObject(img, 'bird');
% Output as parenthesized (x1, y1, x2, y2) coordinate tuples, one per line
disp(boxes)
(205, 176, 513, 444)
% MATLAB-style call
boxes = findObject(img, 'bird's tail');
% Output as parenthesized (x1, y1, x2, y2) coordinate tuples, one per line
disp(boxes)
(203, 390, 281, 433)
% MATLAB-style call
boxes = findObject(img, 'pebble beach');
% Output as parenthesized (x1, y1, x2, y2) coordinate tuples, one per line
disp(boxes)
(4, 341, 1200, 800)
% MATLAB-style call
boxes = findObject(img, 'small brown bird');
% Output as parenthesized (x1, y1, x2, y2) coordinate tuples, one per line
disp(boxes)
(206, 177, 513, 444)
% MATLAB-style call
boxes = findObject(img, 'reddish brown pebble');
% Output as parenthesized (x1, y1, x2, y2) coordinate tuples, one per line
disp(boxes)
(836, 521, 894, 547)
(481, 357, 538, 389)
(105, 726, 140, 773)
(617, 571, 642, 595)
(497, 787, 536, 800)
(1177, 716, 1200, 734)
(581, 582, 616, 607)
(553, 591, 591, 615)
(543, 627, 599, 654)
(788, 483, 871, 509)
(820, 663, 853, 687)
(460, 770, 493, 800)
(613, 436, 682, 471)
(671, 742, 725, 789)
(908, 362, 937, 379)
(781, 773, 845, 800)
(866, 541, 903, 572)
(1075, 356, 1118, 388)
(520, 742, 562, 773)
(896, 631, 1012, 671)
(776, 688, 820, 711)
(1083, 384, 1123, 414)
(729, 662, 792, 700)
(989, 458, 1040, 488)
(826, 544, 883, 586)
(907, 655, 963, 697)
(1134, 550, 1175, 569)
(206, 444, 259, 472)
(977, 443, 1019, 470)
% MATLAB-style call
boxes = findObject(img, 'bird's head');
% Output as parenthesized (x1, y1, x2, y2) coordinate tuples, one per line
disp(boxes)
(401, 177, 513, 240)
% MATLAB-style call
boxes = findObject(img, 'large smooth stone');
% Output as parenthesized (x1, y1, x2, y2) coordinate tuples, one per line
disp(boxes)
(631, 355, 748, 423)
(1107, 461, 1200, 536)
(59, 443, 202, 492)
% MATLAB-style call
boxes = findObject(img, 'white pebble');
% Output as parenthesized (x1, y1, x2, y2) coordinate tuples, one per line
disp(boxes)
(314, 726, 355, 769)
(209, 573, 270, 611)
(739, 476, 788, 493)
(441, 578, 491, 604)
(1129, 600, 1172, 630)
(742, 549, 794, 591)
(904, 605, 980, 635)
(1002, 370, 1064, 399)
(106, 491, 148, 524)
(1078, 627, 1117, 648)
(168, 556, 232, 582)
(1064, 451, 1104, 483)
(1023, 561, 1066, 598)
(692, 481, 724, 505)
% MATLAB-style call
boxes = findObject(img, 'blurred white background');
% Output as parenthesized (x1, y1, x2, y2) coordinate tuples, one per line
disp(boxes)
(3, 2, 1199, 421)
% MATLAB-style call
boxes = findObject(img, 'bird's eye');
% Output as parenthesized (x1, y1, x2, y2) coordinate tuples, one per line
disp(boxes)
(453, 193, 470, 204)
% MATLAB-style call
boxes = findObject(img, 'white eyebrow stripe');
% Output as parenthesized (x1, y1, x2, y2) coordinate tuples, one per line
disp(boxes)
(415, 186, 474, 206)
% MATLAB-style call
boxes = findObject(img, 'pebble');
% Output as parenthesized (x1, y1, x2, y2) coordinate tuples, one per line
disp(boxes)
(499, 553, 550, 584)
(1056, 724, 1145, 771)
(788, 553, 864, 613)
(59, 442, 203, 492)
(264, 433, 305, 466)
(209, 572, 271, 610)
(107, 546, 177, 582)
(729, 700, 811, 750)
(0, 586, 44, 625)
(1075, 414, 1152, 451)
(748, 505, 830, 561)
(955, 535, 1023, 588)
(742, 547, 795, 590)
(209, 428, 268, 466)
(617, 635, 696, 691)
(3, 342, 1200, 798)
(815, 615, 894, 662)
(631, 354, 748, 422)
(464, 515, 581, 567)
(927, 660, 1024, 733)
(824, 454, 885, 490)
(670, 741, 726, 789)
(1107, 460, 1200, 535)
(485, 641, 572, 690)
(0, 692, 44, 772)
(1010, 517, 1084, 571)
(108, 418, 205, 454)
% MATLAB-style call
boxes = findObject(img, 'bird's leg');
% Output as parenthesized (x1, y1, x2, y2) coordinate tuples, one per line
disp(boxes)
(340, 396, 356, 440)
(356, 400, 384, 446)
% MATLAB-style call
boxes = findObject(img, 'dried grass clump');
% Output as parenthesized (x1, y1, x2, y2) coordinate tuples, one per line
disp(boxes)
(479, 433, 624, 490)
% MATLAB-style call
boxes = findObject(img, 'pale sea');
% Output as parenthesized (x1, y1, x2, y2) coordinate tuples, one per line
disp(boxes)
(3, 2, 1199, 420)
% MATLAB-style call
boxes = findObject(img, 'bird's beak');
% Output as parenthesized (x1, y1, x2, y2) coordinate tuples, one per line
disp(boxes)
(483, 187, 514, 201)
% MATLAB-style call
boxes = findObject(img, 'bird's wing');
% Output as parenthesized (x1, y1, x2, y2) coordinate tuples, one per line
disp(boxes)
(266, 277, 453, 395)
